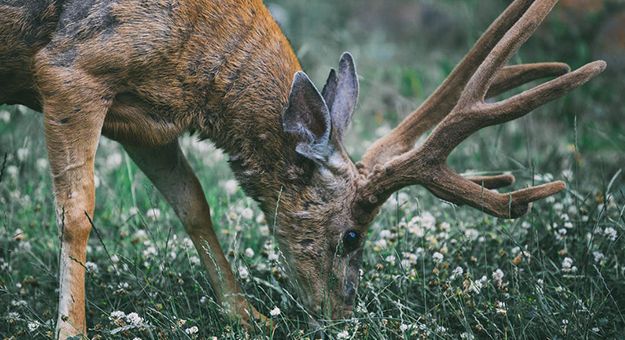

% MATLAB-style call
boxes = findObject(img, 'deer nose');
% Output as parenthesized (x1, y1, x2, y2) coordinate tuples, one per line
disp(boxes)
(345, 282, 356, 302)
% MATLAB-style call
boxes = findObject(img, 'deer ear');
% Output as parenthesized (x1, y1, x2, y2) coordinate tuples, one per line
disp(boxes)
(283, 71, 333, 162)
(321, 52, 359, 139)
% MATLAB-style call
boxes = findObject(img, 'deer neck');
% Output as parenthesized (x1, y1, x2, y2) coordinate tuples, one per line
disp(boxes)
(189, 5, 307, 217)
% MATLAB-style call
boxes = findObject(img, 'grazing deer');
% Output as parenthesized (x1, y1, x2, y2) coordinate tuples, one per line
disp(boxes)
(0, 0, 605, 338)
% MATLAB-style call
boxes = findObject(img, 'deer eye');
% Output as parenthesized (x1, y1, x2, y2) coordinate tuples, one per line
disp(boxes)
(342, 231, 360, 252)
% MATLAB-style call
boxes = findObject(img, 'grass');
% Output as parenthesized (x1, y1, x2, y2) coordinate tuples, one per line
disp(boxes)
(1, 0, 624, 339)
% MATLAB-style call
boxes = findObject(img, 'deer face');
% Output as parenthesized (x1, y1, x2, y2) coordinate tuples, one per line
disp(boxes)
(278, 53, 367, 319)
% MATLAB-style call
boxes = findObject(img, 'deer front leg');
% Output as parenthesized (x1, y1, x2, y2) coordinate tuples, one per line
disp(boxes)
(37, 70, 111, 339)
(123, 141, 267, 328)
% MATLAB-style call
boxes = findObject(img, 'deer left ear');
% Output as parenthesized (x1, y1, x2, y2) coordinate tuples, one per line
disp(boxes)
(321, 52, 359, 140)
(283, 71, 333, 163)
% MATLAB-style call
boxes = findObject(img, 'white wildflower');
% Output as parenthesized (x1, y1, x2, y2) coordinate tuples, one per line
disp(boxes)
(561, 169, 573, 180)
(36, 158, 48, 171)
(11, 300, 27, 307)
(17, 147, 29, 161)
(268, 251, 279, 261)
(568, 205, 577, 215)
(110, 254, 120, 263)
(244, 248, 255, 258)
(460, 332, 475, 340)
(593, 251, 605, 265)
(259, 224, 270, 236)
(6, 165, 18, 179)
(432, 252, 444, 264)
(132, 230, 147, 241)
(143, 246, 157, 257)
(561, 257, 574, 272)
(106, 152, 123, 169)
(468, 279, 483, 294)
(146, 208, 161, 221)
(402, 252, 418, 265)
(379, 230, 391, 239)
(399, 324, 409, 332)
(451, 266, 464, 280)
(240, 207, 254, 220)
(238, 267, 249, 280)
(129, 206, 139, 216)
(185, 326, 199, 335)
(222, 179, 238, 196)
(336, 330, 350, 339)
(28, 322, 39, 332)
(85, 261, 99, 273)
(492, 269, 504, 284)
(464, 228, 479, 241)
(110, 310, 125, 320)
(495, 301, 507, 316)
(374, 239, 387, 249)
(270, 307, 281, 316)
(604, 227, 618, 241)
(125, 312, 143, 325)
(182, 237, 194, 249)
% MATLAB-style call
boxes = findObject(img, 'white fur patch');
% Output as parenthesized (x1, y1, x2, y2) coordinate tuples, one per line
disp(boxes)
(327, 152, 345, 169)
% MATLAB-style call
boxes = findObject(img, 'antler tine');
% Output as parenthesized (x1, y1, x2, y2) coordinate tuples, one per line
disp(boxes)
(358, 0, 535, 173)
(487, 62, 570, 98)
(423, 166, 566, 218)
(427, 174, 515, 205)
(460, 0, 560, 103)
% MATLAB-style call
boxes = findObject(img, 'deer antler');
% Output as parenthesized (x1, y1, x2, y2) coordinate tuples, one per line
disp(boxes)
(355, 0, 605, 220)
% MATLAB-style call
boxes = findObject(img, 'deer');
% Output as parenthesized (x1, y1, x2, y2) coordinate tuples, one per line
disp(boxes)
(0, 0, 605, 338)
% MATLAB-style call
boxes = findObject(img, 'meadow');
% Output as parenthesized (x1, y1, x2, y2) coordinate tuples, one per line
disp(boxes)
(1, 0, 624, 339)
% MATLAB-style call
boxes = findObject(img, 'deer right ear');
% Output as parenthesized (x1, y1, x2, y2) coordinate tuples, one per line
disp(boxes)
(321, 52, 359, 140)
(283, 71, 333, 163)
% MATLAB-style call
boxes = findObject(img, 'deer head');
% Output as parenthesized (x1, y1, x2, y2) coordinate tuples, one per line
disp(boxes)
(273, 0, 605, 322)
